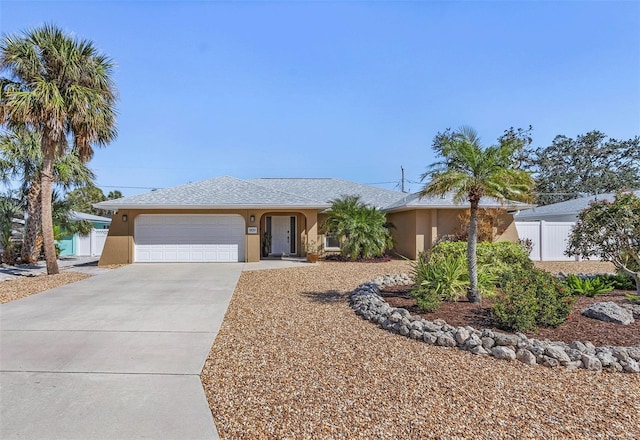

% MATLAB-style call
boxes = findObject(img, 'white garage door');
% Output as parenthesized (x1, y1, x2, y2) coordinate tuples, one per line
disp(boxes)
(135, 214, 245, 262)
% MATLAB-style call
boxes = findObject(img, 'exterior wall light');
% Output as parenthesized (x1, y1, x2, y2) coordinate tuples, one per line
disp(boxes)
(122, 214, 128, 222)
(249, 215, 255, 223)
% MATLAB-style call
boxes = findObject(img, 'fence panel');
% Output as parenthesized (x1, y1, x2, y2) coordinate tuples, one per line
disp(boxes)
(93, 229, 109, 256)
(515, 221, 582, 261)
(76, 234, 91, 256)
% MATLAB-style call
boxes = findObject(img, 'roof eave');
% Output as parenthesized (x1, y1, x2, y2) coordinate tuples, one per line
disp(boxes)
(384, 203, 534, 213)
(93, 203, 332, 211)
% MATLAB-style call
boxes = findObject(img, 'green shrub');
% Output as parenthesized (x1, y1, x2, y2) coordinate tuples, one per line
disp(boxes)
(411, 251, 497, 311)
(492, 268, 575, 332)
(429, 241, 533, 280)
(566, 275, 614, 297)
(626, 293, 640, 303)
(598, 273, 637, 290)
(414, 253, 467, 302)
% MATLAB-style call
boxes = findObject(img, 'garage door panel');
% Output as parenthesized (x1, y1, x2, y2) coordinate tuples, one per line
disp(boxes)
(135, 215, 245, 262)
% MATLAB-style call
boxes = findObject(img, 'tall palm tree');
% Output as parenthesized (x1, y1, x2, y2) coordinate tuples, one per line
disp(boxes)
(420, 126, 534, 303)
(0, 128, 96, 262)
(0, 25, 117, 274)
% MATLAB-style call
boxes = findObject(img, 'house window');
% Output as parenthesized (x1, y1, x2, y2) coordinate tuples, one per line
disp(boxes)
(325, 232, 341, 250)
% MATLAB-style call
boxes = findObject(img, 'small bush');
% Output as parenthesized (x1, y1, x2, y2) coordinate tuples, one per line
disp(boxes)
(492, 268, 575, 332)
(429, 241, 533, 281)
(411, 250, 497, 311)
(566, 275, 614, 297)
(598, 273, 637, 290)
(414, 253, 467, 302)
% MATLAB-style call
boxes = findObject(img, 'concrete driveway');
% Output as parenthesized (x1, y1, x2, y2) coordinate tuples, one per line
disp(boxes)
(0, 263, 244, 440)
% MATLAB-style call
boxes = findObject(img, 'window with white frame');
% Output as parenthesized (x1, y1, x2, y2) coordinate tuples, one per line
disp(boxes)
(324, 232, 341, 250)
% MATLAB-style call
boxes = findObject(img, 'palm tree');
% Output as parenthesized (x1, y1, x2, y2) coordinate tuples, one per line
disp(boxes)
(0, 25, 117, 274)
(323, 195, 393, 260)
(0, 194, 21, 263)
(0, 128, 96, 263)
(420, 126, 534, 303)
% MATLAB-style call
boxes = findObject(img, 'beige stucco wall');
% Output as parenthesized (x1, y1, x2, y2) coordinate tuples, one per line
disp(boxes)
(98, 207, 519, 265)
(387, 208, 520, 260)
(388, 210, 416, 259)
(98, 208, 319, 266)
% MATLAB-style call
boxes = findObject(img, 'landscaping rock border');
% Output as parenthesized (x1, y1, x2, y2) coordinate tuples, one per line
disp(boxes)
(350, 274, 640, 373)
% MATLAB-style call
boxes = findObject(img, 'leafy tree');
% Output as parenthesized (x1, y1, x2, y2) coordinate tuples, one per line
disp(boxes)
(65, 185, 107, 216)
(0, 25, 117, 274)
(526, 131, 640, 205)
(53, 191, 93, 237)
(0, 128, 95, 262)
(420, 126, 534, 303)
(107, 190, 122, 200)
(322, 195, 393, 260)
(566, 191, 640, 295)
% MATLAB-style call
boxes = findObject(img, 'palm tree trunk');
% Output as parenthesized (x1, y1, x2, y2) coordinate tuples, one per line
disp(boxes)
(40, 141, 59, 275)
(21, 181, 42, 263)
(467, 199, 481, 303)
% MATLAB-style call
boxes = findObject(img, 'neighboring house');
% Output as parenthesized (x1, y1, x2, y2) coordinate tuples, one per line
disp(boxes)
(514, 190, 640, 261)
(94, 176, 531, 265)
(515, 190, 640, 222)
(57, 211, 111, 257)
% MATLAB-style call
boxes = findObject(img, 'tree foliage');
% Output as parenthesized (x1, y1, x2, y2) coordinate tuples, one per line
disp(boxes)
(0, 24, 117, 274)
(420, 126, 534, 303)
(0, 127, 96, 262)
(525, 131, 640, 206)
(65, 185, 108, 217)
(566, 191, 640, 295)
(322, 195, 393, 261)
(0, 194, 21, 263)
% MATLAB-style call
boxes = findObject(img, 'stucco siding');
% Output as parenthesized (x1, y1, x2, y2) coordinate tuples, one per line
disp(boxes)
(99, 208, 319, 265)
(388, 210, 417, 259)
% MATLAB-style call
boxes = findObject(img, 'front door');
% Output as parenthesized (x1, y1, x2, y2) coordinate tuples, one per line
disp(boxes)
(270, 216, 296, 256)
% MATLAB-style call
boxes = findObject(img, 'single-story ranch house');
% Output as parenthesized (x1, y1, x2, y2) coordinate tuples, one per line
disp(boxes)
(94, 176, 531, 265)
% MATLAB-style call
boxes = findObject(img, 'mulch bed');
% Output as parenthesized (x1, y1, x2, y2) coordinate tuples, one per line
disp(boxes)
(382, 286, 639, 347)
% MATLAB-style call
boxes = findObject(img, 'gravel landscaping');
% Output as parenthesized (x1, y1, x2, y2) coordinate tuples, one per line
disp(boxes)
(201, 261, 640, 439)
(0, 272, 92, 304)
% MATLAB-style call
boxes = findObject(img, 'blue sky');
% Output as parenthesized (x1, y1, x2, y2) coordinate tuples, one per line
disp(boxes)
(2, 1, 639, 196)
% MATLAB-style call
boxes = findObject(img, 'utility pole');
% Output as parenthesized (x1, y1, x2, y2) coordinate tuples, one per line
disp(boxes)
(401, 166, 406, 193)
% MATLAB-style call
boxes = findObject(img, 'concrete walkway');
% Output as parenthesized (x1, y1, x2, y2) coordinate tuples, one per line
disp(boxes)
(0, 263, 245, 439)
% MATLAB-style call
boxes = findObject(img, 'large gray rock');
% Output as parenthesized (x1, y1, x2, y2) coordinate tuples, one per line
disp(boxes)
(545, 346, 571, 366)
(492, 346, 516, 360)
(581, 354, 603, 371)
(621, 303, 640, 319)
(437, 333, 457, 347)
(621, 359, 640, 373)
(454, 328, 471, 345)
(493, 332, 521, 347)
(516, 349, 537, 366)
(423, 332, 438, 345)
(582, 302, 634, 325)
(628, 347, 640, 362)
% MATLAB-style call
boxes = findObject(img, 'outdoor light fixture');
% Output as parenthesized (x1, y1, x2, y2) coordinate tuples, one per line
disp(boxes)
(250, 215, 255, 223)
(122, 214, 128, 222)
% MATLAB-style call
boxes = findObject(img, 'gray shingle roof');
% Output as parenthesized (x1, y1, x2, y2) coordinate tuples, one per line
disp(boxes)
(515, 190, 640, 220)
(383, 192, 533, 212)
(248, 178, 403, 209)
(95, 175, 536, 212)
(95, 176, 328, 210)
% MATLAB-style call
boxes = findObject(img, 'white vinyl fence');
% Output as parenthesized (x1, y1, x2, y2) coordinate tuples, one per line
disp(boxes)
(515, 221, 589, 261)
(75, 229, 109, 257)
